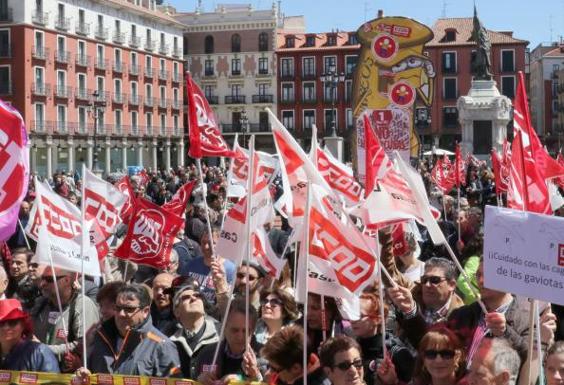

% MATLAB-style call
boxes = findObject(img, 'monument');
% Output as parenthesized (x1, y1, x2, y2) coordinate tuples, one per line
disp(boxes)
(457, 6, 511, 157)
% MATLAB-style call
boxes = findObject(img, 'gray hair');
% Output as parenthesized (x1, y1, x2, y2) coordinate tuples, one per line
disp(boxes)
(490, 338, 521, 385)
(424, 257, 457, 280)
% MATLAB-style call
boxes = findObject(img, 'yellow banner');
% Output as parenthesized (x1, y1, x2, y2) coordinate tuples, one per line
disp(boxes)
(0, 371, 266, 385)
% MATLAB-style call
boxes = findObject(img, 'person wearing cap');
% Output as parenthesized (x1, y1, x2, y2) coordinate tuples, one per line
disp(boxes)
(0, 298, 60, 372)
(170, 283, 220, 378)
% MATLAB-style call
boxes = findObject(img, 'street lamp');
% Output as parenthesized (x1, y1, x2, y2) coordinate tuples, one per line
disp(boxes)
(240, 109, 250, 148)
(320, 65, 345, 137)
(88, 90, 106, 173)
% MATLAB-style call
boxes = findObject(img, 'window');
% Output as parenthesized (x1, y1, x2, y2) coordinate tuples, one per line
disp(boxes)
(77, 40, 86, 60)
(346, 109, 353, 128)
(131, 24, 137, 39)
(160, 85, 166, 101)
(114, 48, 122, 65)
(501, 76, 515, 98)
(258, 83, 269, 96)
(35, 66, 44, 86)
(78, 106, 86, 132)
(115, 110, 122, 131)
(131, 111, 138, 133)
(146, 112, 153, 133)
(77, 73, 86, 95)
(303, 110, 315, 129)
(258, 57, 268, 74)
(159, 58, 165, 73)
(131, 52, 138, 67)
(281, 83, 294, 102)
(305, 35, 315, 47)
(204, 35, 214, 54)
(34, 30, 44, 51)
(96, 76, 104, 94)
(285, 36, 295, 48)
(231, 84, 242, 96)
(324, 82, 333, 102)
(231, 34, 241, 53)
(204, 85, 214, 99)
(145, 55, 152, 70)
(115, 79, 122, 95)
(173, 88, 179, 103)
(303, 82, 315, 101)
(205, 59, 214, 76)
(145, 84, 152, 99)
(56, 36, 65, 59)
(303, 57, 315, 77)
(258, 32, 268, 51)
(280, 58, 294, 77)
(78, 9, 85, 26)
(442, 52, 456, 73)
(96, 44, 104, 65)
(56, 70, 65, 93)
(259, 111, 269, 131)
(145, 28, 151, 44)
(115, 20, 121, 34)
(57, 105, 66, 131)
(173, 115, 179, 134)
(131, 82, 138, 98)
(97, 14, 103, 31)
(282, 110, 294, 130)
(323, 56, 336, 73)
(160, 114, 166, 135)
(0, 30, 10, 57)
(326, 34, 336, 46)
(345, 80, 352, 102)
(173, 61, 179, 76)
(0, 66, 9, 94)
(443, 107, 458, 128)
(347, 33, 358, 45)
(445, 29, 456, 42)
(345, 55, 358, 75)
(35, 103, 44, 129)
(501, 50, 515, 72)
(231, 58, 241, 75)
(443, 78, 457, 99)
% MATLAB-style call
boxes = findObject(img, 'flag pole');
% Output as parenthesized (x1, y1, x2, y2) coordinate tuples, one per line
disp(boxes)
(17, 218, 32, 249)
(244, 135, 255, 353)
(320, 295, 327, 341)
(195, 158, 216, 258)
(80, 164, 88, 370)
(375, 234, 387, 359)
(303, 181, 312, 385)
(219, 133, 238, 230)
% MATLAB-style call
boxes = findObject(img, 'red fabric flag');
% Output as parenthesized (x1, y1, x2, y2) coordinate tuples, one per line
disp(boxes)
(508, 72, 551, 214)
(186, 72, 233, 159)
(162, 180, 196, 216)
(431, 157, 454, 194)
(116, 176, 136, 224)
(454, 143, 466, 187)
(115, 198, 183, 269)
(364, 115, 391, 198)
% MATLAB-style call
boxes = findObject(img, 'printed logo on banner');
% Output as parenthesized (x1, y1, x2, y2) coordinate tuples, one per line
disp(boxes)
(84, 189, 120, 237)
(55, 328, 67, 339)
(389, 82, 415, 107)
(131, 208, 165, 256)
(0, 371, 11, 383)
(0, 116, 27, 214)
(148, 378, 166, 385)
(19, 373, 37, 384)
(97, 373, 114, 385)
(559, 244, 564, 267)
(123, 377, 141, 385)
(371, 34, 398, 61)
(173, 381, 195, 385)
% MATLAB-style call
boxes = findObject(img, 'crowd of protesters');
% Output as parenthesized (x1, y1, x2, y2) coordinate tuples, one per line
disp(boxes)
(0, 156, 563, 385)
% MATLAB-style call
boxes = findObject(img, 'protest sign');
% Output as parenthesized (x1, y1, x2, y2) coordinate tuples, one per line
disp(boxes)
(483, 205, 564, 306)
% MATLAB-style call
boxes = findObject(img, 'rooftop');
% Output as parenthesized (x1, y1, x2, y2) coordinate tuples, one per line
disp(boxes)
(277, 31, 360, 51)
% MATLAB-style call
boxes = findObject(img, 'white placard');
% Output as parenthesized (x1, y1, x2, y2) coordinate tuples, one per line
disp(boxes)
(483, 205, 564, 305)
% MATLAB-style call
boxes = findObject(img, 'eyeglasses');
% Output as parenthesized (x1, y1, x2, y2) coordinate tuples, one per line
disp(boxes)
(237, 273, 258, 281)
(421, 276, 448, 285)
(423, 350, 456, 360)
(261, 298, 283, 307)
(114, 305, 142, 315)
(0, 319, 21, 328)
(41, 275, 67, 284)
(333, 358, 363, 371)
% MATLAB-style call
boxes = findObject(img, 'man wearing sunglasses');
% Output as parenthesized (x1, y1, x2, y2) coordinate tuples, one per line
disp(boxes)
(215, 261, 267, 315)
(320, 335, 365, 385)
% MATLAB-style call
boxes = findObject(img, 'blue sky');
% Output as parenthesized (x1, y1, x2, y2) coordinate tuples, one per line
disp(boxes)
(167, 0, 564, 49)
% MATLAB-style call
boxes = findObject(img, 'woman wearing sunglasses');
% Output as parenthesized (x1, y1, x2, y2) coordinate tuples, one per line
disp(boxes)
(0, 298, 60, 372)
(319, 335, 365, 385)
(255, 287, 300, 349)
(411, 326, 465, 385)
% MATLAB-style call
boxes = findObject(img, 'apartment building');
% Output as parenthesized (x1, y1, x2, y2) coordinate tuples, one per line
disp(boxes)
(174, 3, 279, 152)
(0, 0, 185, 176)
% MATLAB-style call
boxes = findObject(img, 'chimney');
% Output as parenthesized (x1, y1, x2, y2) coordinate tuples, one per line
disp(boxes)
(377, 9, 384, 18)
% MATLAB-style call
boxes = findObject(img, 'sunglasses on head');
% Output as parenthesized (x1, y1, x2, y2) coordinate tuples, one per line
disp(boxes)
(0, 319, 21, 328)
(334, 358, 363, 371)
(421, 276, 447, 285)
(424, 349, 456, 360)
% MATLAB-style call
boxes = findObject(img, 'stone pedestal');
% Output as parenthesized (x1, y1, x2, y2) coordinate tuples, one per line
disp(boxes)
(457, 80, 511, 157)
(324, 135, 344, 162)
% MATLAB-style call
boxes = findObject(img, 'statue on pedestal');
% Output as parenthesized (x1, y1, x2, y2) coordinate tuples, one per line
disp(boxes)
(471, 5, 492, 80)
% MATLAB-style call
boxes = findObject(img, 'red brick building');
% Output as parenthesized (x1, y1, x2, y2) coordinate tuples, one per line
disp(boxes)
(420, 18, 528, 150)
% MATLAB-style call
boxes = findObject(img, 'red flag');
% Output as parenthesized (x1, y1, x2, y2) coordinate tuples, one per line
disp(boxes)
(557, 153, 564, 189)
(431, 157, 455, 194)
(138, 169, 150, 187)
(508, 72, 551, 214)
(116, 176, 136, 224)
(115, 198, 183, 269)
(186, 72, 233, 158)
(454, 143, 466, 187)
(162, 180, 196, 216)
(364, 115, 391, 198)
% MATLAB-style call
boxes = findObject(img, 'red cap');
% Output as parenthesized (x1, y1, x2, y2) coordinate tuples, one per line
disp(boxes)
(0, 299, 27, 322)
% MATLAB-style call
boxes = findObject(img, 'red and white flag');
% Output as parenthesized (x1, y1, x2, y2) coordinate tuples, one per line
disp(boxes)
(115, 198, 183, 269)
(508, 72, 552, 214)
(454, 143, 466, 187)
(26, 180, 100, 276)
(0, 101, 29, 242)
(364, 115, 391, 198)
(251, 227, 286, 278)
(115, 176, 136, 224)
(186, 72, 233, 159)
(431, 157, 454, 194)
(162, 180, 196, 216)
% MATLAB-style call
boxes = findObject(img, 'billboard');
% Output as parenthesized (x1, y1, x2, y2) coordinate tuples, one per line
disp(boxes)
(352, 17, 435, 183)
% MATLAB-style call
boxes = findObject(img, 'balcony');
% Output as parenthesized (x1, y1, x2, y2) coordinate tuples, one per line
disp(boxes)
(206, 95, 218, 105)
(129, 36, 141, 48)
(249, 123, 271, 133)
(145, 40, 156, 52)
(75, 22, 90, 36)
(129, 64, 140, 76)
(204, 69, 215, 77)
(32, 120, 51, 133)
(94, 27, 108, 41)
(93, 91, 109, 103)
(129, 95, 140, 106)
(113, 62, 125, 73)
(130, 125, 140, 135)
(32, 10, 48, 26)
(302, 97, 317, 104)
(113, 32, 126, 45)
(55, 16, 70, 31)
(95, 58, 108, 71)
(258, 68, 269, 76)
(170, 99, 181, 110)
(222, 124, 242, 133)
(31, 46, 48, 60)
(144, 67, 154, 78)
(171, 72, 181, 83)
(145, 126, 155, 136)
(55, 122, 68, 133)
(158, 99, 167, 109)
(31, 83, 50, 96)
(225, 95, 246, 104)
(113, 93, 126, 104)
(75, 54, 90, 68)
(252, 94, 273, 103)
(75, 88, 91, 101)
(280, 71, 295, 80)
(55, 50, 70, 64)
(172, 47, 182, 58)
(159, 43, 169, 56)
(0, 7, 13, 23)
(158, 70, 169, 81)
(302, 71, 316, 80)
(280, 97, 295, 104)
(144, 97, 155, 108)
(54, 85, 71, 99)
(230, 69, 242, 77)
